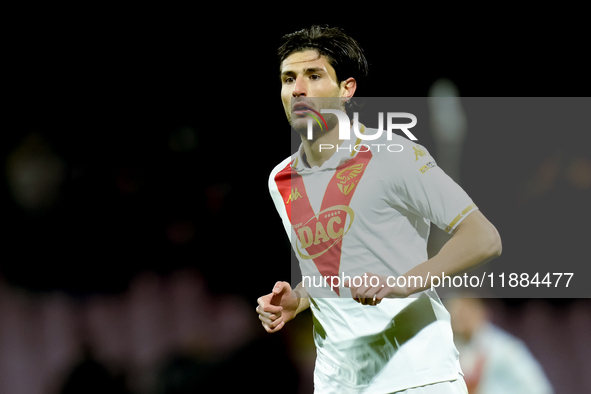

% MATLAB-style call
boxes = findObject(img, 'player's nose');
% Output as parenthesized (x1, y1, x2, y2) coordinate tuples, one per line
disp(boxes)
(292, 76, 307, 97)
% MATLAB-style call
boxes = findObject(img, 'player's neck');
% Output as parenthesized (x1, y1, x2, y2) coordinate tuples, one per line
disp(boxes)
(300, 126, 344, 168)
(302, 127, 343, 168)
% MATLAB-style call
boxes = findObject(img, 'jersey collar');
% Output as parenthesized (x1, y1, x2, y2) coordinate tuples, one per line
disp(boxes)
(292, 123, 366, 174)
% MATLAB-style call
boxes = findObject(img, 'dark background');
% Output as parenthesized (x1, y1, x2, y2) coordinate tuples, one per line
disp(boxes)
(4, 15, 589, 297)
(1, 9, 590, 393)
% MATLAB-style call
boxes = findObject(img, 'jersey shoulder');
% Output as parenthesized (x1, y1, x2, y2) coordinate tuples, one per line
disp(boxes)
(364, 128, 434, 174)
(268, 155, 294, 189)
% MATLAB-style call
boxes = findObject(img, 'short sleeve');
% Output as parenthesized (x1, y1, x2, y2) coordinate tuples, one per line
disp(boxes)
(386, 143, 478, 233)
(268, 156, 295, 240)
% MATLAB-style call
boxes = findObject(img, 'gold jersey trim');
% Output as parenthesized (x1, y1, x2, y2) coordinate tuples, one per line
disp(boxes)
(445, 203, 477, 233)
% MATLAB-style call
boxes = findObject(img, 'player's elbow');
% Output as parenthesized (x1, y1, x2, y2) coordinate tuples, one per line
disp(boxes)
(484, 222, 502, 261)
(478, 220, 503, 262)
(459, 211, 502, 262)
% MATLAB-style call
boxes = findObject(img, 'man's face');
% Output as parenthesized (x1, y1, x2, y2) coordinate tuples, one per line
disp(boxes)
(280, 49, 350, 134)
(447, 298, 487, 342)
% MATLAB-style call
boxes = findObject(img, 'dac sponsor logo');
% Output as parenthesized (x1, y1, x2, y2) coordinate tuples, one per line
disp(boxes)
(294, 205, 354, 260)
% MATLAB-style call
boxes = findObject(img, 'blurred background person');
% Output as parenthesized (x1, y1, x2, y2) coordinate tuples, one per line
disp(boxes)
(426, 78, 468, 259)
(446, 296, 554, 394)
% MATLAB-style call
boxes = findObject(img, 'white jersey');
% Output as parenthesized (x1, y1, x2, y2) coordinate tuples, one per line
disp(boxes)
(269, 126, 478, 393)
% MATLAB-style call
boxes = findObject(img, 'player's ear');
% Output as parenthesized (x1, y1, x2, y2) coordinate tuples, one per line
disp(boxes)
(340, 77, 357, 99)
(340, 78, 356, 109)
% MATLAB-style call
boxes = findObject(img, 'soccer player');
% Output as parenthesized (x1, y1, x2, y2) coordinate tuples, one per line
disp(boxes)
(257, 25, 502, 393)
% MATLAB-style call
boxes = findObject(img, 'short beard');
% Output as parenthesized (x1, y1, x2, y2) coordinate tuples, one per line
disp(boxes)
(287, 107, 342, 142)
(290, 117, 332, 141)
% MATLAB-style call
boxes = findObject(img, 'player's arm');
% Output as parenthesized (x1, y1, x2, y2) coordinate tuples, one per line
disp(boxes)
(401, 209, 501, 295)
(256, 281, 310, 333)
(346, 210, 501, 304)
(347, 142, 501, 304)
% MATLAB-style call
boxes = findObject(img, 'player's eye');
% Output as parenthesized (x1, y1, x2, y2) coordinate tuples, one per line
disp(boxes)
(283, 76, 295, 84)
(310, 74, 321, 80)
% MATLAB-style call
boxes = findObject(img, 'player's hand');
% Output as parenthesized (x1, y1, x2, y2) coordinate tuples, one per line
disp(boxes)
(344, 272, 409, 306)
(256, 281, 299, 333)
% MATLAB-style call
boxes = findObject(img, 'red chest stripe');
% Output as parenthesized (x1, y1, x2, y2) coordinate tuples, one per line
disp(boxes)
(274, 150, 373, 295)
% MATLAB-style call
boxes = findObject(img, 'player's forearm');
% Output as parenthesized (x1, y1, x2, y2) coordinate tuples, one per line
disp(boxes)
(293, 281, 311, 315)
(402, 211, 502, 295)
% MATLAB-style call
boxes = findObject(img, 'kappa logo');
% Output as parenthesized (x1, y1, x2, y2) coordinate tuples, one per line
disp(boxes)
(413, 145, 426, 161)
(285, 188, 303, 204)
(336, 163, 364, 195)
